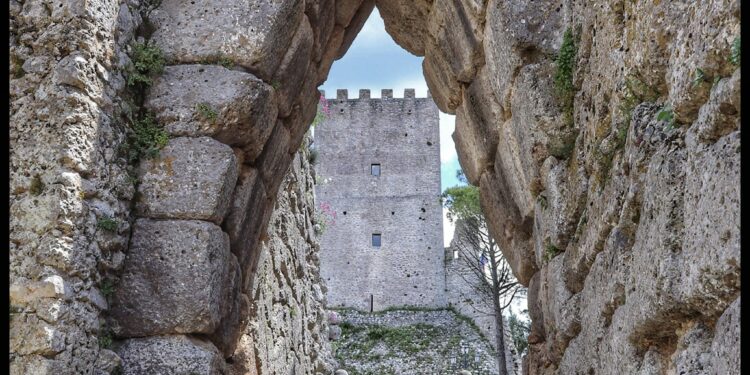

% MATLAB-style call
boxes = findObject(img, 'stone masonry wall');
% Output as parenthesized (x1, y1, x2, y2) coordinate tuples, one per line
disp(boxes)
(228, 139, 335, 375)
(10, 0, 141, 373)
(10, 0, 741, 373)
(316, 89, 447, 311)
(373, 0, 741, 373)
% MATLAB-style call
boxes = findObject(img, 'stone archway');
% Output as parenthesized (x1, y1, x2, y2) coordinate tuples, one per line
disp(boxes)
(9, 0, 741, 374)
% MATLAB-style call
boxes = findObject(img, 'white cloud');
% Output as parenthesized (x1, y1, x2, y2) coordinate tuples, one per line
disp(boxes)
(353, 9, 390, 47)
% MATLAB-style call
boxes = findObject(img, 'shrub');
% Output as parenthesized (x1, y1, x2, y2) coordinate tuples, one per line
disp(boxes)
(125, 113, 169, 164)
(126, 43, 165, 89)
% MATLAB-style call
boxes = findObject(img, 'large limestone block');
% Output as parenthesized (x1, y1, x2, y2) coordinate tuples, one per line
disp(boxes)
(483, 0, 563, 106)
(335, 0, 364, 27)
(479, 171, 537, 285)
(336, 0, 376, 59)
(272, 17, 313, 118)
(426, 0, 485, 83)
(258, 122, 294, 198)
(710, 297, 740, 374)
(136, 137, 238, 224)
(453, 67, 503, 185)
(111, 219, 232, 337)
(666, 1, 740, 124)
(117, 335, 225, 374)
(317, 25, 346, 83)
(208, 254, 249, 357)
(224, 167, 273, 286)
(679, 130, 740, 314)
(145, 65, 277, 162)
(375, 0, 433, 56)
(307, 0, 336, 63)
(423, 39, 462, 114)
(149, 0, 305, 80)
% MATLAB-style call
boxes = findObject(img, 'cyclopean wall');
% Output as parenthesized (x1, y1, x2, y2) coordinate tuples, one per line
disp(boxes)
(10, 0, 741, 374)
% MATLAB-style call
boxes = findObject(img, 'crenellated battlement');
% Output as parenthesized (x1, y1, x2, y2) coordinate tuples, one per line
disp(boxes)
(319, 88, 432, 100)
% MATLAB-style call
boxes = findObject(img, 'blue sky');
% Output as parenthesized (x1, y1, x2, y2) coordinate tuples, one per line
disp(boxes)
(319, 9, 463, 245)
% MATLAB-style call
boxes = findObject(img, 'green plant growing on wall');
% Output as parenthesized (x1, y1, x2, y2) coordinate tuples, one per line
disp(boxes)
(195, 102, 218, 123)
(537, 194, 548, 210)
(97, 217, 119, 232)
(730, 36, 741, 66)
(271, 80, 281, 90)
(218, 55, 234, 68)
(100, 278, 116, 298)
(618, 72, 660, 129)
(98, 328, 114, 349)
(656, 104, 675, 130)
(126, 42, 165, 89)
(692, 68, 708, 88)
(554, 27, 579, 127)
(544, 243, 561, 262)
(125, 113, 169, 164)
(29, 175, 45, 196)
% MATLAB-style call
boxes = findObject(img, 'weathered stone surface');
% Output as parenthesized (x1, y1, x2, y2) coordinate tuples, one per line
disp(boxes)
(257, 122, 294, 198)
(208, 254, 246, 358)
(117, 335, 225, 375)
(136, 137, 238, 224)
(336, 0, 376, 59)
(423, 39, 463, 114)
(111, 219, 232, 337)
(483, 0, 563, 106)
(145, 65, 277, 162)
(453, 67, 503, 184)
(272, 17, 314, 118)
(375, 0, 433, 56)
(710, 297, 740, 374)
(230, 142, 334, 375)
(426, 0, 485, 82)
(479, 171, 537, 286)
(336, 0, 364, 27)
(150, 0, 305, 80)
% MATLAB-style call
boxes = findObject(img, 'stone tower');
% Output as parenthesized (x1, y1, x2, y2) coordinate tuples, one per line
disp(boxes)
(315, 88, 446, 311)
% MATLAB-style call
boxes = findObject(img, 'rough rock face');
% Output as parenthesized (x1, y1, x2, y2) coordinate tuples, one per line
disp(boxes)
(10, 0, 740, 373)
(228, 140, 335, 375)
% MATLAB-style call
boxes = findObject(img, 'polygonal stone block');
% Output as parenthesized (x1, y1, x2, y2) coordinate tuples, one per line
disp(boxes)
(117, 335, 225, 375)
(136, 137, 238, 224)
(145, 65, 277, 162)
(110, 219, 232, 337)
(149, 0, 304, 80)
